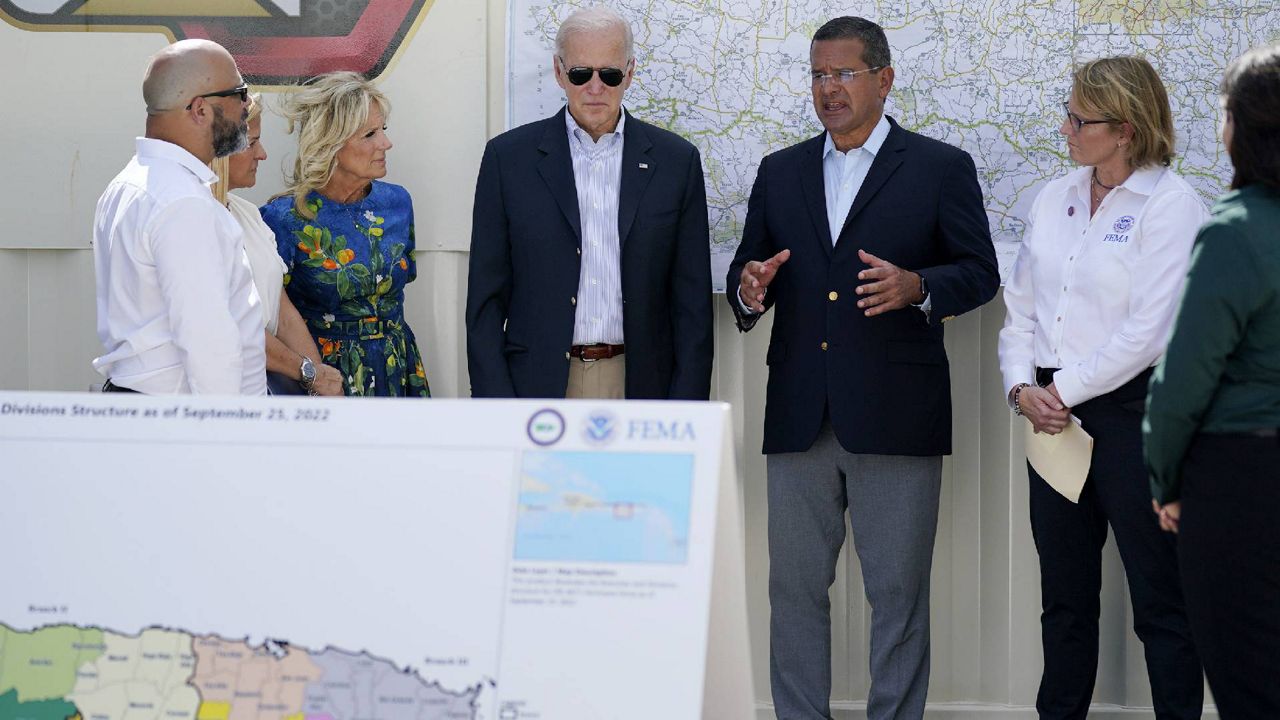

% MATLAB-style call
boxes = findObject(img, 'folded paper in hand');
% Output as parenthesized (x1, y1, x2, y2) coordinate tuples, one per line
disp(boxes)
(1025, 416, 1093, 503)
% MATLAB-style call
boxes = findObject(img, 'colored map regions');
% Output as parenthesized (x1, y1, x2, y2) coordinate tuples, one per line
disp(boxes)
(191, 635, 319, 720)
(0, 623, 104, 705)
(0, 625, 479, 720)
(509, 0, 1280, 285)
(300, 648, 477, 720)
(68, 628, 198, 720)
(516, 451, 694, 564)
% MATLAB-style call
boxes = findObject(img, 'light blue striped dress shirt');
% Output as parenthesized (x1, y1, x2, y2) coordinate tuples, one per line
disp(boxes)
(566, 109, 626, 345)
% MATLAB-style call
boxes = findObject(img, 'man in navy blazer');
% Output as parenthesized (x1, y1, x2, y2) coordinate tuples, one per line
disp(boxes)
(466, 6, 712, 400)
(728, 17, 998, 720)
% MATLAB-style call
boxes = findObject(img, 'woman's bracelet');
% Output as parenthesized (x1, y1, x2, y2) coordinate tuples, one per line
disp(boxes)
(1011, 383, 1032, 416)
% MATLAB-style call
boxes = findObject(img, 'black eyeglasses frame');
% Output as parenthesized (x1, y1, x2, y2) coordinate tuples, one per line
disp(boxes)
(186, 83, 250, 111)
(1062, 101, 1120, 133)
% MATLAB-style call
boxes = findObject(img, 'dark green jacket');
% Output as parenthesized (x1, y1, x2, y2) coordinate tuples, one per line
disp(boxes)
(1145, 183, 1280, 503)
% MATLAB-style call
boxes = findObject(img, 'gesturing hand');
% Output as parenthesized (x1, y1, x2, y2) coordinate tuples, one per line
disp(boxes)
(856, 249, 924, 317)
(738, 249, 791, 313)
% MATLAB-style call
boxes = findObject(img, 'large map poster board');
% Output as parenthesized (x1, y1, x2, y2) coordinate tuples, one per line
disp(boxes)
(0, 394, 753, 720)
(507, 0, 1280, 288)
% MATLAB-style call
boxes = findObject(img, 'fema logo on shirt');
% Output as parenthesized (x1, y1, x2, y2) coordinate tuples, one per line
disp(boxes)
(1104, 215, 1136, 243)
(582, 410, 617, 446)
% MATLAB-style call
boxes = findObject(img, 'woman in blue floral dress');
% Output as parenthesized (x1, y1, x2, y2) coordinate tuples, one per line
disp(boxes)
(261, 72, 429, 397)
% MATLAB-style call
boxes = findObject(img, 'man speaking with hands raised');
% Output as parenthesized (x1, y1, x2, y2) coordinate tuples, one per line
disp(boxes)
(727, 16, 998, 720)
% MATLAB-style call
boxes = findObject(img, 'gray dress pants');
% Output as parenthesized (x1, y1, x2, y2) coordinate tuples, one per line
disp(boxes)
(767, 421, 942, 720)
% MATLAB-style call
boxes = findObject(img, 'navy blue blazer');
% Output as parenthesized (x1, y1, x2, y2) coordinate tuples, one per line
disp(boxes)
(727, 118, 998, 455)
(467, 108, 713, 399)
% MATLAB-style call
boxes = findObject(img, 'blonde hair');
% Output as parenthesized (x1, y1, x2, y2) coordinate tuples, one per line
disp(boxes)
(1072, 56, 1175, 168)
(210, 92, 263, 205)
(275, 71, 390, 219)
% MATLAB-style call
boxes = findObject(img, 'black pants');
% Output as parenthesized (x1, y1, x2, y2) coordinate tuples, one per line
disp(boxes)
(1028, 368, 1202, 719)
(1178, 433, 1280, 720)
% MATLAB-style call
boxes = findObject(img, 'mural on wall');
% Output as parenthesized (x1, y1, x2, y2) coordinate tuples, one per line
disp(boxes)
(0, 0, 435, 84)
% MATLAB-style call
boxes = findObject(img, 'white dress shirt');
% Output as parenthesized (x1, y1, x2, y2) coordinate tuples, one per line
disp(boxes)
(823, 113, 890, 243)
(999, 164, 1207, 407)
(228, 192, 287, 335)
(92, 138, 267, 395)
(566, 108, 625, 345)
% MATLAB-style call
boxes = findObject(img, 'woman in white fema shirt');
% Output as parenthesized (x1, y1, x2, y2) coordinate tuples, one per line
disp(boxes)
(998, 56, 1207, 720)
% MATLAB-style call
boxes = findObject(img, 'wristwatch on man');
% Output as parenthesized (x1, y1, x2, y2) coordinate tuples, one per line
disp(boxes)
(299, 357, 317, 395)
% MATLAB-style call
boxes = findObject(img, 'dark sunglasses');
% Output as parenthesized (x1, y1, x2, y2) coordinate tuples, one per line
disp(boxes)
(186, 83, 250, 111)
(559, 57, 628, 87)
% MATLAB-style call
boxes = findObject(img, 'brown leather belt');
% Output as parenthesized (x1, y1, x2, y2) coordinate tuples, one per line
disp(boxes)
(570, 343, 625, 361)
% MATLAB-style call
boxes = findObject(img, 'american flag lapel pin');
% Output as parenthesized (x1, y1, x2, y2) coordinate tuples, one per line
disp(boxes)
(639, 162, 649, 170)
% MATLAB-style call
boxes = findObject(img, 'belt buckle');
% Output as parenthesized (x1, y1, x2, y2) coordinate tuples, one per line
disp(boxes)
(576, 343, 606, 362)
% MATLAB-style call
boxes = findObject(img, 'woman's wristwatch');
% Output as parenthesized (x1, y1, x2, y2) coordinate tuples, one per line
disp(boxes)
(299, 357, 318, 396)
(1011, 383, 1032, 416)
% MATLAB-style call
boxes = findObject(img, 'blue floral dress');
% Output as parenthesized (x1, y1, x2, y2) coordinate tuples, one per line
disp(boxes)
(260, 181, 430, 397)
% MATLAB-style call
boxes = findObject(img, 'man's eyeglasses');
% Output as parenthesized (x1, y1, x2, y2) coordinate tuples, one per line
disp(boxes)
(1062, 101, 1120, 133)
(186, 83, 250, 111)
(559, 57, 629, 87)
(811, 66, 884, 86)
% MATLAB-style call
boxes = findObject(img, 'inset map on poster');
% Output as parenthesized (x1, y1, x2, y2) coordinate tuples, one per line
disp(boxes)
(516, 451, 693, 564)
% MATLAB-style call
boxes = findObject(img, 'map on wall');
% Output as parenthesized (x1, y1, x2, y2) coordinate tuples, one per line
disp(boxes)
(507, 0, 1280, 289)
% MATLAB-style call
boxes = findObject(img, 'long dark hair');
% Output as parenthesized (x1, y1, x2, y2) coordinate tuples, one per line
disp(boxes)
(1221, 44, 1280, 191)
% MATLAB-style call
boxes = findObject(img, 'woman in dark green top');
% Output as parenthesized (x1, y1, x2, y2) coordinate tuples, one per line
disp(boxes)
(1144, 44, 1280, 719)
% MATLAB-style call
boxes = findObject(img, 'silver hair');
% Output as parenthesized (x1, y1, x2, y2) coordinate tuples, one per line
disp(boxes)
(554, 5, 634, 61)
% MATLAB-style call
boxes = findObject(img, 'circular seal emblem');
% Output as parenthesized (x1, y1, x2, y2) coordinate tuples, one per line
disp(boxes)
(1113, 215, 1135, 233)
(526, 408, 566, 447)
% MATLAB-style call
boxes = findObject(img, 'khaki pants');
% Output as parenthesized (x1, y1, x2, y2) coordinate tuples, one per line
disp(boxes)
(565, 355, 625, 399)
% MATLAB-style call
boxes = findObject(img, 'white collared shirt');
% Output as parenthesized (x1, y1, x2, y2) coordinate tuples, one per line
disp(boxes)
(228, 192, 288, 335)
(566, 108, 626, 345)
(998, 164, 1208, 407)
(92, 138, 267, 395)
(823, 113, 890, 243)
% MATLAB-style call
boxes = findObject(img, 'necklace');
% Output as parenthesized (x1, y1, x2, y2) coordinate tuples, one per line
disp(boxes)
(1090, 168, 1120, 207)
(1092, 168, 1119, 191)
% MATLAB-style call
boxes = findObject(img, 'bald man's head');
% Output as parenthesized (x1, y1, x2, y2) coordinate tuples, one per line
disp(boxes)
(143, 39, 241, 115)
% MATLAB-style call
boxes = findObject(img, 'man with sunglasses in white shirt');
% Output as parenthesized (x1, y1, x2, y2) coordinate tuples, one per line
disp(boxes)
(93, 39, 266, 395)
(467, 5, 712, 401)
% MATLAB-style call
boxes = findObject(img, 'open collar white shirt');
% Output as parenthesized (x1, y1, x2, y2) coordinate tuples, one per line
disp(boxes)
(998, 164, 1208, 407)
(823, 113, 890, 243)
(565, 108, 626, 345)
(92, 137, 266, 395)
